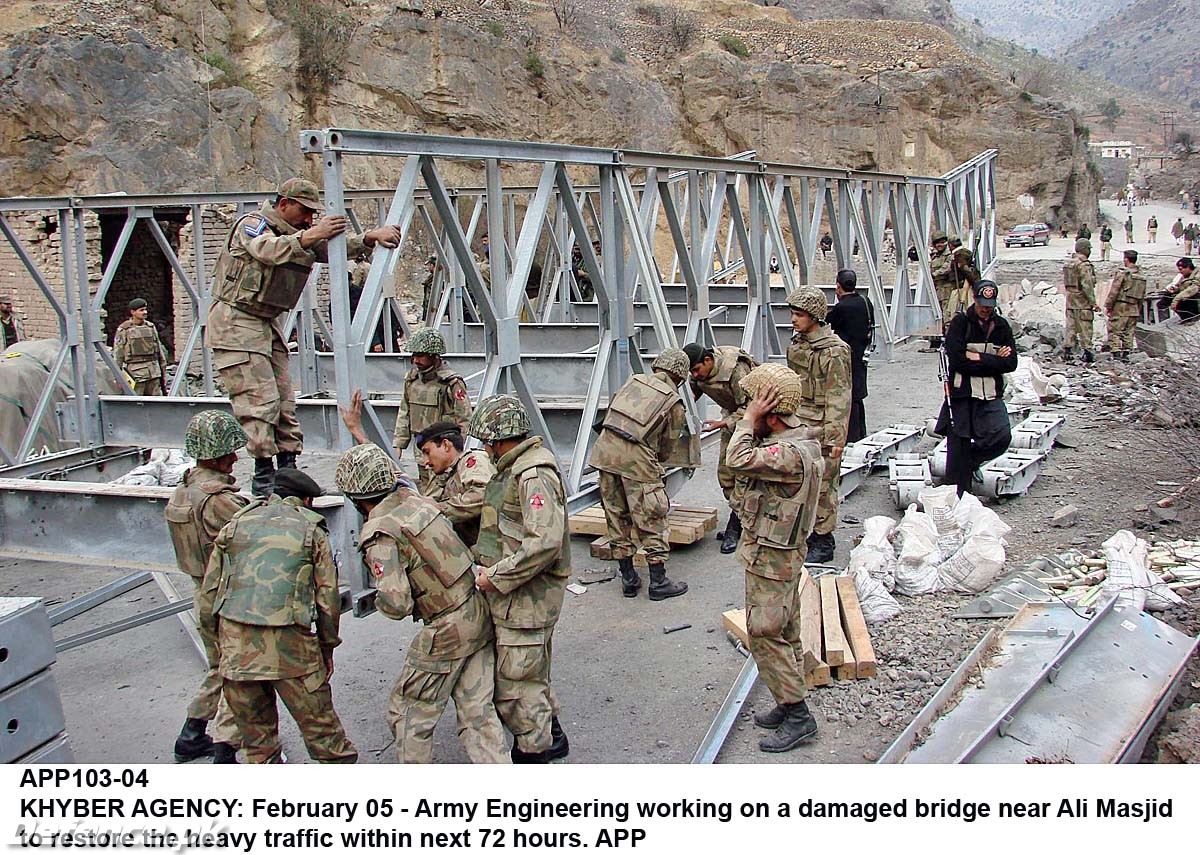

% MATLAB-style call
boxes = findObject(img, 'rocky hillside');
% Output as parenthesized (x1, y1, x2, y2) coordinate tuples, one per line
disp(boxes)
(1059, 0, 1200, 109)
(0, 0, 1098, 227)
(952, 0, 1136, 53)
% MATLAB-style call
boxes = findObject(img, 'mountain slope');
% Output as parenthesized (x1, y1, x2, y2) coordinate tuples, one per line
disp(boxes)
(952, 0, 1136, 53)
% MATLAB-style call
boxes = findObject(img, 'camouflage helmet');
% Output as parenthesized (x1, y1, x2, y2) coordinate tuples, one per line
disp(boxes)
(406, 326, 446, 356)
(651, 348, 690, 382)
(740, 363, 802, 415)
(931, 229, 948, 244)
(184, 410, 247, 460)
(335, 443, 399, 500)
(785, 285, 828, 322)
(468, 394, 531, 443)
(1074, 238, 1092, 256)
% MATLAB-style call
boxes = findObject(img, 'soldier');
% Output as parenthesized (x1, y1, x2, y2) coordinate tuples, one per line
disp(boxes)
(198, 468, 357, 764)
(785, 286, 851, 565)
(1099, 223, 1113, 261)
(1062, 238, 1098, 363)
(207, 177, 402, 496)
(113, 298, 167, 395)
(0, 295, 23, 349)
(951, 246, 981, 315)
(393, 327, 473, 493)
(725, 363, 824, 753)
(588, 349, 695, 600)
(416, 420, 494, 547)
(468, 395, 571, 763)
(335, 444, 509, 764)
(929, 230, 954, 345)
(1169, 257, 1200, 320)
(1105, 250, 1146, 362)
(165, 410, 250, 764)
(682, 342, 758, 553)
(419, 255, 438, 321)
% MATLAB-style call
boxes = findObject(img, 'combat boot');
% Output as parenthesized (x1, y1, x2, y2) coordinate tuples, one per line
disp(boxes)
(252, 457, 275, 497)
(546, 716, 570, 761)
(617, 557, 641, 598)
(173, 717, 215, 763)
(1061, 347, 1074, 363)
(753, 704, 788, 729)
(720, 512, 742, 555)
(1083, 349, 1095, 364)
(758, 701, 819, 753)
(212, 742, 238, 764)
(647, 564, 687, 600)
(276, 451, 297, 470)
(806, 532, 835, 564)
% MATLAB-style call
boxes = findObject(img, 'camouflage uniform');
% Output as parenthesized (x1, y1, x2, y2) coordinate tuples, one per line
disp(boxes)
(1105, 264, 1146, 355)
(113, 319, 166, 395)
(394, 332, 473, 494)
(208, 198, 370, 459)
(786, 326, 851, 538)
(1170, 271, 1200, 314)
(165, 465, 249, 748)
(951, 247, 981, 312)
(688, 346, 758, 502)
(726, 364, 823, 738)
(930, 244, 956, 331)
(472, 413, 570, 755)
(356, 488, 509, 764)
(199, 495, 356, 764)
(589, 367, 694, 565)
(1062, 244, 1098, 354)
(427, 449, 494, 547)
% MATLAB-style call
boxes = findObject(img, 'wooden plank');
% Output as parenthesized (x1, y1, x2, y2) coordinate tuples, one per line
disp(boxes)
(723, 608, 748, 647)
(572, 505, 718, 544)
(569, 506, 608, 537)
(836, 575, 878, 679)
(819, 575, 849, 668)
(799, 571, 831, 685)
(588, 538, 647, 567)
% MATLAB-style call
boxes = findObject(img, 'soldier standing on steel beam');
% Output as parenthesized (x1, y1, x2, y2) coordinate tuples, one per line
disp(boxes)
(785, 286, 851, 565)
(113, 298, 167, 395)
(165, 410, 249, 764)
(682, 342, 758, 554)
(468, 395, 571, 763)
(588, 348, 696, 600)
(335, 443, 509, 764)
(725, 364, 824, 753)
(392, 327, 473, 494)
(1062, 238, 1098, 364)
(207, 178, 402, 496)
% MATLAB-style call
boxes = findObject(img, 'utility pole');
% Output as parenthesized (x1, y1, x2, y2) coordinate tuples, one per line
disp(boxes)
(1161, 110, 1178, 151)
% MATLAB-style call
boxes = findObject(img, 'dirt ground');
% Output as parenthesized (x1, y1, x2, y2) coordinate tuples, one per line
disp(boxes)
(5, 261, 1198, 765)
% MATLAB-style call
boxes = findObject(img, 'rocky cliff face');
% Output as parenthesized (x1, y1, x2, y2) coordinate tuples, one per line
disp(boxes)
(0, 0, 1097, 226)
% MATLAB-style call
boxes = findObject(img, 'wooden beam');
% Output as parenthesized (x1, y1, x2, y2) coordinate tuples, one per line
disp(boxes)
(836, 575, 878, 679)
(819, 574, 850, 668)
(723, 608, 748, 647)
(799, 571, 831, 685)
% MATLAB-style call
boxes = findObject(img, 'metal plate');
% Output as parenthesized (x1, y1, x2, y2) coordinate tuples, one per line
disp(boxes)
(0, 669, 67, 763)
(0, 598, 55, 693)
(17, 732, 75, 764)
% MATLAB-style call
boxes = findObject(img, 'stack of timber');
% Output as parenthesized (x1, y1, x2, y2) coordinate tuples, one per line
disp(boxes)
(723, 572, 877, 688)
(570, 505, 718, 568)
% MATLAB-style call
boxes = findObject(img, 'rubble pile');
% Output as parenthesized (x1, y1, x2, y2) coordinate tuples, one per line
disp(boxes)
(1060, 359, 1200, 428)
(1040, 534, 1193, 612)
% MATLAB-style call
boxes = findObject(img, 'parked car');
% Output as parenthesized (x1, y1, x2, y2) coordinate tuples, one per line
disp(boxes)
(1005, 223, 1051, 247)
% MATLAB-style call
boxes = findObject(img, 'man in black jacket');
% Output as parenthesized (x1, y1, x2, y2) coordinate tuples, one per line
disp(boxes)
(826, 269, 874, 443)
(935, 280, 1018, 497)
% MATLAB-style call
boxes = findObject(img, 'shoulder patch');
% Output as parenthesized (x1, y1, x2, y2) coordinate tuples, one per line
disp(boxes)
(455, 386, 467, 401)
(242, 215, 268, 238)
(768, 445, 781, 456)
(465, 455, 476, 468)
(529, 493, 545, 510)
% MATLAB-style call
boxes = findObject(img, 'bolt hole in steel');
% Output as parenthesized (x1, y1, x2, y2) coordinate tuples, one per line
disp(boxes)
(0, 646, 7, 662)
(6, 718, 17, 733)
(308, 134, 321, 148)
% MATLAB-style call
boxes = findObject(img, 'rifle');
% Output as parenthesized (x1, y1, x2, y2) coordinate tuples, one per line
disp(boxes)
(938, 342, 954, 431)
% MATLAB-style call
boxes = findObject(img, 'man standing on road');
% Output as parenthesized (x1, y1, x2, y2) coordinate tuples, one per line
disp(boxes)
(393, 328, 473, 493)
(1172, 217, 1185, 244)
(726, 363, 824, 753)
(208, 178, 402, 496)
(1105, 250, 1146, 362)
(1062, 238, 1098, 364)
(588, 349, 695, 600)
(936, 281, 1018, 497)
(468, 395, 571, 763)
(683, 342, 758, 553)
(1099, 223, 1113, 261)
(1148, 216, 1158, 243)
(114, 298, 167, 395)
(785, 286, 850, 565)
(826, 270, 873, 443)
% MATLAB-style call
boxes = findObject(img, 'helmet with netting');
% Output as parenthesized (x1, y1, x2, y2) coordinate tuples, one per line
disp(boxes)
(785, 285, 828, 321)
(184, 410, 247, 460)
(1074, 238, 1092, 256)
(740, 363, 802, 415)
(406, 327, 446, 356)
(931, 229, 948, 243)
(335, 443, 400, 500)
(468, 394, 531, 442)
(651, 348, 689, 382)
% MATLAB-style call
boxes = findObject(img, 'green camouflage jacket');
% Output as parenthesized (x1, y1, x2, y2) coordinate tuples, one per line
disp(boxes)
(786, 325, 852, 451)
(428, 448, 494, 546)
(688, 346, 757, 429)
(589, 370, 689, 482)
(1063, 254, 1098, 310)
(394, 364, 473, 452)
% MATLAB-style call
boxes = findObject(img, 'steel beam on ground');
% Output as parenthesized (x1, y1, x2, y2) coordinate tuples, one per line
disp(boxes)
(47, 571, 153, 627)
(0, 446, 143, 482)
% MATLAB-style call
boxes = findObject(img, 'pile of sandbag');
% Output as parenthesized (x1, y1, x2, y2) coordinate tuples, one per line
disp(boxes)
(111, 449, 194, 487)
(1007, 356, 1068, 405)
(848, 485, 1012, 623)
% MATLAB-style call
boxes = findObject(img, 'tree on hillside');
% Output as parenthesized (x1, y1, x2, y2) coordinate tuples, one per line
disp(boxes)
(1097, 97, 1123, 132)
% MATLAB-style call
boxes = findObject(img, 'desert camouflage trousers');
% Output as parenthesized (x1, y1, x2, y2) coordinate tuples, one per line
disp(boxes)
(936, 282, 958, 331)
(388, 644, 510, 764)
(494, 624, 558, 754)
(186, 577, 240, 747)
(813, 452, 840, 536)
(717, 426, 735, 501)
(1064, 305, 1095, 350)
(222, 673, 357, 764)
(131, 379, 161, 396)
(1107, 313, 1137, 352)
(598, 471, 670, 565)
(745, 568, 808, 705)
(213, 334, 301, 459)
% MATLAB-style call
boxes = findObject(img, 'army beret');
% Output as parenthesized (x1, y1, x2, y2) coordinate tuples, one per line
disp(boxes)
(682, 342, 711, 367)
(128, 298, 148, 311)
(273, 467, 324, 499)
(414, 421, 463, 447)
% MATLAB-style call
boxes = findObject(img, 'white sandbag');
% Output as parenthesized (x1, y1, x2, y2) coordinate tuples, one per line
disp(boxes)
(850, 516, 899, 591)
(851, 565, 902, 624)
(894, 556, 944, 596)
(112, 459, 164, 486)
(936, 532, 1007, 593)
(895, 506, 940, 566)
(953, 493, 1012, 540)
(1102, 530, 1182, 612)
(112, 449, 195, 487)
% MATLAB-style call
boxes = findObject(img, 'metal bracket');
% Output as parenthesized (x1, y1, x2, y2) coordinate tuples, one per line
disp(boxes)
(888, 452, 933, 508)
